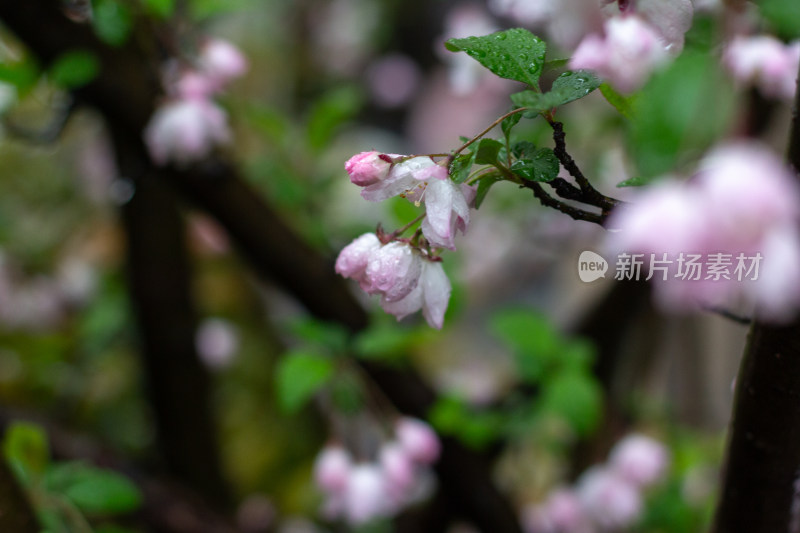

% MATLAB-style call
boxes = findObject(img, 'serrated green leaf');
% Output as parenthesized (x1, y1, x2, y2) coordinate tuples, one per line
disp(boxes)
(449, 152, 476, 184)
(92, 0, 133, 47)
(511, 141, 536, 159)
(616, 176, 650, 187)
(46, 462, 142, 515)
(3, 422, 49, 484)
(510, 148, 559, 182)
(474, 138, 504, 165)
(49, 50, 100, 89)
(540, 371, 602, 436)
(275, 351, 334, 413)
(599, 82, 635, 118)
(474, 171, 504, 209)
(510, 70, 600, 114)
(445, 28, 547, 87)
(143, 0, 176, 18)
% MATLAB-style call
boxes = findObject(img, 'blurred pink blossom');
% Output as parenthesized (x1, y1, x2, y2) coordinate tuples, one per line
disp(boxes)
(378, 442, 417, 497)
(195, 318, 239, 370)
(199, 38, 248, 86)
(313, 445, 353, 493)
(608, 433, 670, 488)
(343, 464, 391, 524)
(544, 488, 592, 532)
(570, 15, 669, 92)
(144, 98, 231, 166)
(723, 35, 800, 100)
(607, 142, 800, 320)
(395, 417, 441, 465)
(367, 54, 421, 108)
(577, 467, 642, 530)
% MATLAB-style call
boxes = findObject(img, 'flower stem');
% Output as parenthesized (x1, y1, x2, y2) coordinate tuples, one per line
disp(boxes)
(452, 108, 529, 156)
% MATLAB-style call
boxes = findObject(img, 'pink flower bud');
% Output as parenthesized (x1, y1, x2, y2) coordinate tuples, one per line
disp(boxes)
(344, 464, 390, 525)
(345, 151, 393, 186)
(577, 467, 642, 529)
(378, 442, 416, 497)
(313, 445, 352, 493)
(395, 417, 441, 465)
(195, 318, 239, 370)
(199, 38, 248, 84)
(335, 233, 382, 287)
(609, 434, 670, 487)
(365, 242, 422, 302)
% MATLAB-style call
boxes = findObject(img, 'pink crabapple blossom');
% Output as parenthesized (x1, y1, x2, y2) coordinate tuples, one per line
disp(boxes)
(343, 464, 392, 525)
(313, 445, 353, 493)
(723, 35, 800, 100)
(608, 433, 670, 487)
(380, 259, 452, 329)
(577, 467, 642, 530)
(364, 242, 423, 302)
(378, 442, 417, 498)
(359, 156, 449, 203)
(395, 417, 441, 465)
(570, 15, 669, 93)
(144, 98, 231, 166)
(420, 180, 474, 251)
(344, 151, 395, 187)
(334, 232, 382, 291)
(198, 38, 249, 86)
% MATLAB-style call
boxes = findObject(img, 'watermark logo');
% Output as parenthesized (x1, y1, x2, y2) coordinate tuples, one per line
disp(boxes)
(578, 251, 763, 283)
(578, 251, 609, 282)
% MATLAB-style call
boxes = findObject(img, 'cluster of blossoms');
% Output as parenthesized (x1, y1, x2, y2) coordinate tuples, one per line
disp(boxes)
(313, 417, 441, 525)
(523, 434, 669, 533)
(607, 142, 800, 321)
(336, 152, 476, 328)
(569, 0, 693, 93)
(144, 38, 248, 166)
(723, 35, 800, 101)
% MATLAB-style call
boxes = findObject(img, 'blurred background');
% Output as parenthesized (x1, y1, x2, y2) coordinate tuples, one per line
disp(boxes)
(0, 0, 797, 532)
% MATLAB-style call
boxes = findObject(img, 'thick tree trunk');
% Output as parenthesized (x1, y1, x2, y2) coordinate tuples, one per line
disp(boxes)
(711, 61, 800, 533)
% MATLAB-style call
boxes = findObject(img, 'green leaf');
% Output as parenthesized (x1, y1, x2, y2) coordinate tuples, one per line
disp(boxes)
(449, 152, 476, 184)
(510, 71, 600, 114)
(599, 82, 635, 118)
(306, 86, 363, 151)
(287, 318, 348, 354)
(474, 138, 504, 165)
(49, 50, 100, 89)
(511, 141, 536, 159)
(474, 171, 504, 209)
(616, 176, 650, 187)
(510, 148, 559, 182)
(490, 309, 562, 382)
(3, 422, 49, 484)
(189, 0, 254, 19)
(46, 462, 142, 515)
(275, 351, 334, 413)
(543, 57, 570, 72)
(92, 0, 133, 47)
(445, 28, 547, 87)
(540, 371, 602, 436)
(759, 0, 800, 39)
(429, 397, 503, 450)
(330, 373, 364, 414)
(501, 111, 522, 139)
(628, 51, 733, 178)
(0, 57, 39, 95)
(143, 0, 176, 18)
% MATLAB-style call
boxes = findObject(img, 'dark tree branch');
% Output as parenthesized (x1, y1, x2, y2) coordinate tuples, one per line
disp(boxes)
(120, 153, 231, 507)
(0, 453, 38, 533)
(521, 180, 606, 225)
(711, 59, 800, 533)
